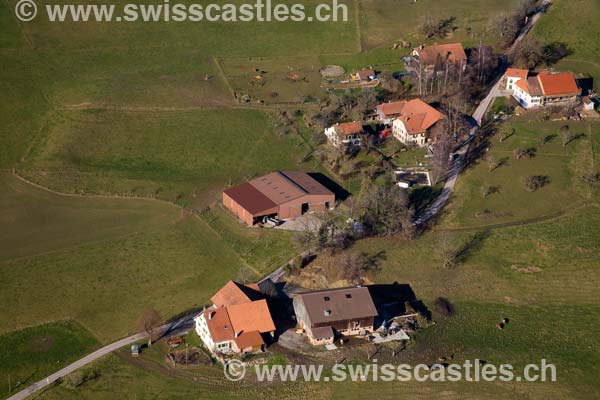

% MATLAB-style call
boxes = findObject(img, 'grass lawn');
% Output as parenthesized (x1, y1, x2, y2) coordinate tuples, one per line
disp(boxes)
(442, 118, 599, 228)
(319, 47, 406, 74)
(219, 56, 325, 105)
(0, 173, 287, 343)
(0, 321, 99, 399)
(19, 108, 309, 206)
(359, 0, 520, 51)
(34, 205, 600, 399)
(199, 204, 296, 276)
(533, 0, 600, 89)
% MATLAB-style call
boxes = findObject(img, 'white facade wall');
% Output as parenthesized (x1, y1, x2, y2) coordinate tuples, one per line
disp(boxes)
(194, 313, 232, 353)
(392, 119, 427, 147)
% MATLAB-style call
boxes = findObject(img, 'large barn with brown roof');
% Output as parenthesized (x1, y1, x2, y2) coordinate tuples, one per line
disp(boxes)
(223, 171, 335, 226)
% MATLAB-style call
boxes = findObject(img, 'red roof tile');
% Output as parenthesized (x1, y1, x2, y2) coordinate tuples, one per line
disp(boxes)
(335, 121, 364, 136)
(211, 280, 263, 308)
(396, 99, 445, 135)
(234, 330, 264, 349)
(506, 68, 529, 79)
(227, 299, 276, 334)
(376, 100, 407, 117)
(537, 72, 579, 96)
(203, 308, 235, 343)
(414, 43, 467, 65)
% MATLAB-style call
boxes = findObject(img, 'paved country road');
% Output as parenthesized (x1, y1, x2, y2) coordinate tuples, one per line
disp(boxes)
(415, 0, 552, 225)
(7, 314, 195, 400)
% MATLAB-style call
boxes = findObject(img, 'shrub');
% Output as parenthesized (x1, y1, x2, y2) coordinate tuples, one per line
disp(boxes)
(433, 297, 455, 317)
(521, 175, 550, 192)
(62, 369, 99, 389)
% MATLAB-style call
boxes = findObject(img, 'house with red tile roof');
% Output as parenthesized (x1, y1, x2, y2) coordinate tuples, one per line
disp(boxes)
(375, 100, 408, 125)
(324, 121, 364, 148)
(411, 43, 467, 71)
(390, 99, 446, 147)
(195, 280, 276, 354)
(505, 68, 530, 91)
(508, 70, 580, 109)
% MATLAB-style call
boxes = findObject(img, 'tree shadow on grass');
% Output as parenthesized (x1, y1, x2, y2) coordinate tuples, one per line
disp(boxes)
(455, 230, 491, 264)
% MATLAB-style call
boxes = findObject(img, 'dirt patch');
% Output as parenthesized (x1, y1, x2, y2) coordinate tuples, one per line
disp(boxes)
(319, 65, 345, 77)
(28, 335, 54, 352)
(511, 265, 542, 273)
(534, 240, 552, 256)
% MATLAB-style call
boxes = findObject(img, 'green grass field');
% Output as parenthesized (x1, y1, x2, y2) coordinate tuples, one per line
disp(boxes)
(3, 0, 600, 398)
(0, 321, 99, 398)
(359, 0, 520, 51)
(0, 173, 292, 343)
(19, 108, 309, 205)
(533, 0, 600, 89)
(31, 204, 600, 399)
(443, 117, 599, 228)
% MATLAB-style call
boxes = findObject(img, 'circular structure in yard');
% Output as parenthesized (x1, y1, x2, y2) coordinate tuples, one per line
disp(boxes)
(320, 65, 345, 77)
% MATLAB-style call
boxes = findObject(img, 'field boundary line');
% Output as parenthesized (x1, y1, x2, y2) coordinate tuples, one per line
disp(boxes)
(9, 171, 184, 207)
(191, 209, 262, 278)
(436, 201, 597, 233)
(56, 102, 319, 112)
(6, 0, 34, 49)
(354, 0, 362, 52)
(212, 56, 237, 102)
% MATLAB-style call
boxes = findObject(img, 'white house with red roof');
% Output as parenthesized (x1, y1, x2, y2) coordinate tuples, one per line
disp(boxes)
(389, 99, 446, 147)
(195, 281, 276, 354)
(324, 121, 364, 147)
(506, 69, 580, 109)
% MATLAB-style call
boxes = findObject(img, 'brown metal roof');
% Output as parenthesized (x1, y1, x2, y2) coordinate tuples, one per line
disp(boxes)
(279, 171, 334, 196)
(527, 76, 544, 96)
(249, 171, 306, 205)
(297, 287, 378, 326)
(223, 182, 277, 215)
(311, 326, 334, 340)
(225, 171, 334, 215)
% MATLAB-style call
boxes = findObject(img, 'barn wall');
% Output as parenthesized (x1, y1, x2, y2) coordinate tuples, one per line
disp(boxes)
(222, 192, 254, 226)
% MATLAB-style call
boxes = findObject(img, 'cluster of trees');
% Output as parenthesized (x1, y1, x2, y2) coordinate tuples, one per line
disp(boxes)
(430, 97, 471, 184)
(413, 43, 502, 102)
(488, 0, 538, 46)
(419, 16, 457, 40)
(294, 181, 417, 254)
(512, 37, 572, 69)
(522, 175, 550, 192)
(308, 89, 378, 132)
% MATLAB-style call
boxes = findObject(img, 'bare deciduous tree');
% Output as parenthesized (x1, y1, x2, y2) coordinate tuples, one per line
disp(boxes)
(137, 309, 163, 347)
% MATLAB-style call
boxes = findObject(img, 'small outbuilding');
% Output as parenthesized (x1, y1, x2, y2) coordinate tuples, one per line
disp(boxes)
(351, 68, 376, 82)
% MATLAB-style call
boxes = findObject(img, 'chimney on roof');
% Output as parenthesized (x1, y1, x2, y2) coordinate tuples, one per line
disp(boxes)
(324, 309, 332, 316)
(208, 311, 214, 320)
(235, 330, 242, 338)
